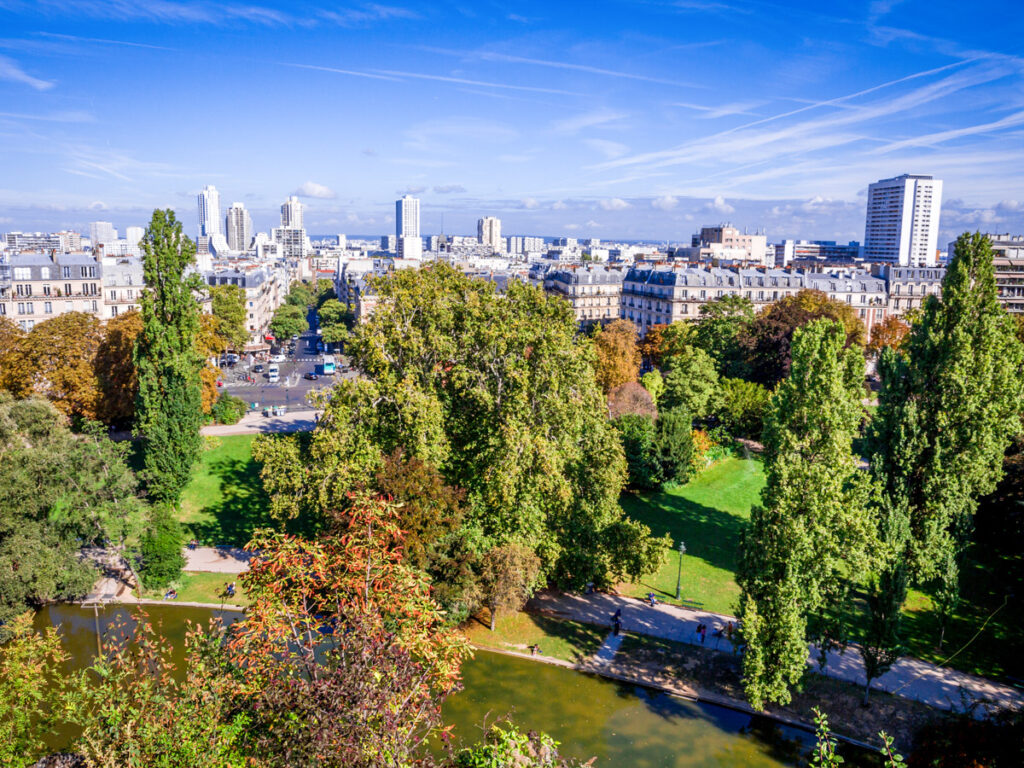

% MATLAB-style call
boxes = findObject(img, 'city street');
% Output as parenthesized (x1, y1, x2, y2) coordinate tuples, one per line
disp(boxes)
(220, 308, 354, 410)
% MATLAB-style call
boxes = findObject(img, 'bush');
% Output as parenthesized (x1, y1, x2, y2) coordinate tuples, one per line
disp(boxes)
(690, 428, 726, 474)
(137, 505, 185, 589)
(716, 377, 769, 439)
(211, 392, 247, 425)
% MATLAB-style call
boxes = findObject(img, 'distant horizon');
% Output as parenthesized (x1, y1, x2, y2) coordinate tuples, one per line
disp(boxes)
(2, 1, 1022, 245)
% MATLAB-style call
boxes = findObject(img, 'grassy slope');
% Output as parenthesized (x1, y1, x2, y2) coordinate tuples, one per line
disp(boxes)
(140, 570, 250, 606)
(618, 456, 765, 615)
(462, 610, 607, 664)
(178, 434, 273, 548)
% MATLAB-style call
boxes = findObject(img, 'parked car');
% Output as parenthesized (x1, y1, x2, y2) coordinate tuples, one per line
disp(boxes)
(252, 364, 264, 373)
(304, 372, 319, 381)
(270, 353, 286, 363)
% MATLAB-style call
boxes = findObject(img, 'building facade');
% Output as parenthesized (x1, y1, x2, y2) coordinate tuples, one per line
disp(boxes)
(205, 263, 287, 345)
(101, 256, 144, 319)
(545, 265, 624, 328)
(477, 217, 502, 251)
(0, 252, 102, 330)
(281, 196, 303, 229)
(864, 174, 942, 267)
(986, 233, 1024, 314)
(396, 195, 420, 238)
(225, 202, 253, 252)
(198, 186, 222, 237)
(880, 265, 944, 317)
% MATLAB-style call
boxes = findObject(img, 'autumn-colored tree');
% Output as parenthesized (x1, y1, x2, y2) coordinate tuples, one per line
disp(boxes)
(96, 310, 143, 427)
(479, 543, 541, 631)
(607, 380, 657, 419)
(196, 313, 222, 414)
(593, 319, 640, 393)
(231, 494, 470, 766)
(867, 315, 910, 357)
(6, 312, 104, 421)
(0, 318, 25, 395)
(740, 289, 866, 386)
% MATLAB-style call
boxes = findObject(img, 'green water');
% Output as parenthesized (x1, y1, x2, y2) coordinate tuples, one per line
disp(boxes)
(35, 604, 873, 767)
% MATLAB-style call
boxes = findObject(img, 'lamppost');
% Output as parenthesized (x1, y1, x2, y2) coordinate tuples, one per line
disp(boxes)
(675, 540, 686, 600)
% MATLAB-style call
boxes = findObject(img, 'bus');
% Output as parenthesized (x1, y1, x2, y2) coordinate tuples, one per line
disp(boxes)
(322, 355, 336, 375)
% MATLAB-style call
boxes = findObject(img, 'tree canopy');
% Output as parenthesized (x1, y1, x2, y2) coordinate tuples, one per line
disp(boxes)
(269, 304, 309, 340)
(692, 294, 754, 378)
(209, 283, 249, 353)
(592, 318, 641, 393)
(661, 345, 719, 419)
(737, 319, 876, 709)
(134, 208, 205, 505)
(255, 263, 667, 593)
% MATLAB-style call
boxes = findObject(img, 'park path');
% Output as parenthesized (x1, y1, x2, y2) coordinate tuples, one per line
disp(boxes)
(201, 409, 320, 437)
(183, 546, 254, 573)
(530, 590, 1024, 715)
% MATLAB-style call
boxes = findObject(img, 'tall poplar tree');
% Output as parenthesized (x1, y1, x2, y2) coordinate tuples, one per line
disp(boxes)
(737, 319, 875, 709)
(870, 232, 1024, 620)
(134, 209, 204, 504)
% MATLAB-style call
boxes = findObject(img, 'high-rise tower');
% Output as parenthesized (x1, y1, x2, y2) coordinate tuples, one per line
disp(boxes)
(198, 185, 222, 237)
(225, 202, 253, 251)
(864, 174, 942, 267)
(281, 195, 304, 229)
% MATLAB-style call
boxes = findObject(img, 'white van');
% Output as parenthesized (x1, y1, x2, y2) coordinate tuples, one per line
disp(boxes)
(267, 363, 280, 383)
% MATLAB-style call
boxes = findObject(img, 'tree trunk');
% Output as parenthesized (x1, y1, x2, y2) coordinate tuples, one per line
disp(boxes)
(937, 623, 945, 652)
(863, 678, 871, 706)
(490, 603, 496, 631)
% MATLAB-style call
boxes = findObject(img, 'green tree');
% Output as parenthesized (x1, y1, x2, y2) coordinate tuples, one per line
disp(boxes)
(640, 368, 664, 405)
(692, 294, 754, 377)
(318, 297, 352, 346)
(736, 319, 876, 709)
(137, 504, 185, 588)
(870, 233, 1024, 605)
(285, 281, 314, 307)
(454, 722, 591, 767)
(859, 564, 907, 703)
(740, 289, 866, 386)
(269, 303, 309, 340)
(654, 407, 695, 484)
(480, 543, 541, 630)
(0, 397, 145, 629)
(134, 209, 205, 505)
(256, 263, 667, 590)
(715, 377, 770, 439)
(209, 283, 249, 353)
(612, 414, 662, 489)
(0, 614, 71, 767)
(661, 345, 719, 419)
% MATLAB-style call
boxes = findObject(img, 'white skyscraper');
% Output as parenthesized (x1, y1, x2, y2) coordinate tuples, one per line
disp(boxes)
(90, 221, 118, 249)
(477, 216, 502, 250)
(125, 226, 144, 247)
(198, 185, 222, 237)
(281, 196, 304, 229)
(864, 174, 943, 267)
(225, 202, 253, 251)
(396, 195, 420, 237)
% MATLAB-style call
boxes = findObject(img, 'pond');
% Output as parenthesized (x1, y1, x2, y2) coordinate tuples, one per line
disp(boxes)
(35, 604, 874, 767)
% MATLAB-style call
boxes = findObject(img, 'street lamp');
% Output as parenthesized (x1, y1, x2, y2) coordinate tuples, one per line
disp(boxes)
(675, 541, 686, 600)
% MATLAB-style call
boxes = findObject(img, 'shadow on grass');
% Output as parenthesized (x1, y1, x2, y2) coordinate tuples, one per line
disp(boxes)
(620, 491, 747, 574)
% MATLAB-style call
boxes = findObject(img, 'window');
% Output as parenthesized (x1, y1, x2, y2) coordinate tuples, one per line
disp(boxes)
(41, 267, 50, 280)
(91, 300, 98, 312)
(13, 267, 30, 280)
(16, 284, 27, 296)
(17, 303, 25, 314)
(80, 266, 88, 277)
(43, 285, 50, 296)
(63, 266, 72, 278)
(110, 290, 118, 301)
(88, 266, 96, 278)
(64, 283, 72, 295)
(111, 305, 119, 317)
(44, 302, 52, 314)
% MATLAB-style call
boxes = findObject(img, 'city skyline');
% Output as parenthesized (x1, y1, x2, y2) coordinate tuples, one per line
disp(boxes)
(0, 0, 1022, 243)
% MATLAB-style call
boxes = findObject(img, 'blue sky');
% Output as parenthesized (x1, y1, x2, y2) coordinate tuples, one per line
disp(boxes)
(1, 0, 1022, 244)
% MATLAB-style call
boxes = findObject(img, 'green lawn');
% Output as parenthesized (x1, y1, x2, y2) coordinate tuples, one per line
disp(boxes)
(619, 454, 1024, 682)
(140, 570, 250, 606)
(462, 610, 607, 664)
(619, 456, 765, 615)
(178, 434, 274, 548)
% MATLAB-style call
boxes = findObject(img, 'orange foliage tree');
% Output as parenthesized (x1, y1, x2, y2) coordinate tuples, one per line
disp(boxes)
(867, 315, 911, 356)
(592, 318, 640, 393)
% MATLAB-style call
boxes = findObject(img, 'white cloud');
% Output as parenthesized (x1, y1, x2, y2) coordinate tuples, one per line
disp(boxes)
(584, 219, 601, 228)
(552, 109, 627, 134)
(703, 195, 735, 214)
(0, 55, 55, 91)
(651, 195, 678, 210)
(293, 181, 336, 199)
(398, 185, 427, 195)
(88, 200, 107, 211)
(433, 184, 466, 194)
(520, 197, 539, 209)
(584, 138, 630, 159)
(599, 197, 631, 211)
(552, 200, 568, 210)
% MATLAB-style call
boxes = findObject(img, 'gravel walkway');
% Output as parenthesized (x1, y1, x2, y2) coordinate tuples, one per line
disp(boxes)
(530, 590, 1024, 715)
